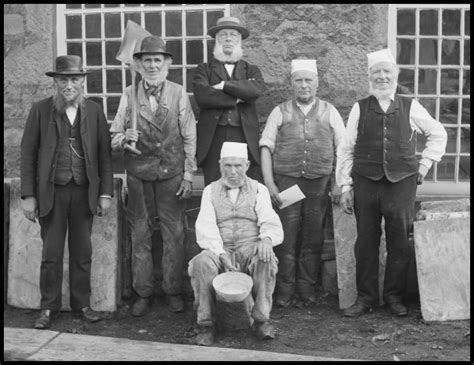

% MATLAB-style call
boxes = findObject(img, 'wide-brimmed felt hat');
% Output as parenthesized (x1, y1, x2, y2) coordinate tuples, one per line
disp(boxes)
(208, 16, 249, 40)
(45, 55, 88, 77)
(133, 36, 173, 59)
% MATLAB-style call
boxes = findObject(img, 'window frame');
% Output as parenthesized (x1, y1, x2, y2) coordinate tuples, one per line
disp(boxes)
(388, 4, 470, 196)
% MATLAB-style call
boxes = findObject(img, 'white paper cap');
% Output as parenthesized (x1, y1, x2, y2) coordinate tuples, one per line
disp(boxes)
(367, 48, 396, 70)
(291, 59, 317, 75)
(220, 142, 248, 159)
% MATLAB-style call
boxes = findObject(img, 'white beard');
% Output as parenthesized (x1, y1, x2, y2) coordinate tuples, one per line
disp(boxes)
(369, 83, 397, 101)
(213, 42, 243, 63)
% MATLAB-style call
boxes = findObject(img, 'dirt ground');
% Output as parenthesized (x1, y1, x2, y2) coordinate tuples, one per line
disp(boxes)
(3, 288, 470, 362)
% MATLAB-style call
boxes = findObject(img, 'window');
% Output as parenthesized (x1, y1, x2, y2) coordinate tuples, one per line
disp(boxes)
(388, 4, 470, 191)
(56, 4, 229, 121)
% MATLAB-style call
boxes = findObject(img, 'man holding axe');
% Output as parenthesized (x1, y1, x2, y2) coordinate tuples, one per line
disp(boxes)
(111, 22, 197, 315)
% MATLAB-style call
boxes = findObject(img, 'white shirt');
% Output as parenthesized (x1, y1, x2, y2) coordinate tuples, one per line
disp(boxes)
(336, 93, 447, 193)
(65, 105, 78, 125)
(195, 181, 284, 256)
(224, 63, 235, 77)
(259, 98, 346, 154)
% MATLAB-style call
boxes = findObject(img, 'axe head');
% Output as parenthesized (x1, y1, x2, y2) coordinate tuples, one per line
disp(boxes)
(116, 20, 151, 65)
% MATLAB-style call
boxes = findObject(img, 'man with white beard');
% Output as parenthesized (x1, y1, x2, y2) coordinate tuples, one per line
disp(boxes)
(111, 36, 197, 316)
(336, 48, 447, 318)
(193, 17, 266, 186)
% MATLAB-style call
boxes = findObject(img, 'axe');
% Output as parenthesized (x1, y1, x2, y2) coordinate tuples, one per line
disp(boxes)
(116, 20, 151, 155)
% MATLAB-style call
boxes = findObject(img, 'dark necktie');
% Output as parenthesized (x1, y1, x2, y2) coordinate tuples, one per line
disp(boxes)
(146, 84, 161, 99)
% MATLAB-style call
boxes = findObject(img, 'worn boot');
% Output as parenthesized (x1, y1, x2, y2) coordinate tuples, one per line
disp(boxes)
(196, 326, 215, 346)
(75, 307, 102, 323)
(255, 321, 276, 340)
(343, 300, 371, 317)
(132, 296, 152, 317)
(34, 309, 52, 329)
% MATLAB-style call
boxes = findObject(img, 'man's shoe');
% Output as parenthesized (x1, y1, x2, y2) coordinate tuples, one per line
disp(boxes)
(300, 294, 317, 306)
(388, 302, 408, 317)
(275, 294, 292, 308)
(132, 296, 152, 317)
(77, 307, 102, 323)
(34, 310, 51, 329)
(255, 321, 276, 340)
(166, 295, 185, 313)
(196, 326, 215, 346)
(343, 301, 371, 317)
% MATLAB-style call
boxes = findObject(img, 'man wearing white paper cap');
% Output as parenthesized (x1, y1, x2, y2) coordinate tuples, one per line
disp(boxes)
(188, 141, 283, 345)
(193, 17, 266, 186)
(260, 59, 346, 307)
(336, 48, 447, 317)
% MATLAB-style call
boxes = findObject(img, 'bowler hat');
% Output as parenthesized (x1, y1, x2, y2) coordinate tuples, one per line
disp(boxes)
(45, 55, 88, 77)
(208, 16, 249, 40)
(133, 36, 173, 59)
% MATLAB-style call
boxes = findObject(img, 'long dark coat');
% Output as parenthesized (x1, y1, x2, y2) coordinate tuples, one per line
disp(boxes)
(20, 97, 113, 217)
(193, 58, 266, 166)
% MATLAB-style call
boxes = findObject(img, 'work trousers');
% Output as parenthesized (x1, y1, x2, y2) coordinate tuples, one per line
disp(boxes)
(201, 125, 261, 186)
(273, 174, 330, 299)
(38, 181, 93, 311)
(188, 241, 278, 327)
(127, 173, 185, 298)
(353, 173, 417, 306)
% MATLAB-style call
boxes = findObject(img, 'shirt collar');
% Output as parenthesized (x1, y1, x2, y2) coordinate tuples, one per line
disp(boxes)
(374, 92, 395, 103)
(296, 98, 316, 110)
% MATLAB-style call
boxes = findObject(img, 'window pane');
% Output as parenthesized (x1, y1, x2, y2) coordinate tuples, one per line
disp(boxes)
(207, 39, 214, 61)
(398, 68, 415, 94)
(84, 4, 100, 8)
(442, 9, 461, 36)
(397, 38, 415, 65)
(166, 40, 182, 64)
(186, 11, 203, 36)
(464, 40, 470, 65)
(437, 155, 456, 180)
(418, 69, 437, 94)
(186, 68, 195, 93)
(104, 13, 121, 38)
(440, 69, 459, 95)
(125, 13, 141, 26)
(419, 39, 437, 65)
(104, 4, 120, 8)
(66, 4, 81, 9)
(168, 68, 182, 85)
(85, 14, 101, 39)
(107, 96, 121, 120)
(397, 9, 415, 35)
(86, 42, 102, 66)
(166, 11, 182, 36)
(87, 70, 102, 94)
(67, 42, 82, 58)
(459, 156, 470, 180)
(66, 15, 82, 39)
(460, 128, 470, 153)
(416, 133, 428, 154)
(418, 97, 437, 117)
(463, 70, 470, 95)
(440, 98, 459, 125)
(444, 127, 458, 153)
(207, 10, 225, 29)
(186, 40, 203, 64)
(441, 39, 460, 65)
(89, 96, 104, 109)
(106, 41, 121, 65)
(145, 12, 162, 36)
(106, 69, 122, 93)
(420, 9, 438, 35)
(465, 10, 470, 35)
(462, 99, 470, 125)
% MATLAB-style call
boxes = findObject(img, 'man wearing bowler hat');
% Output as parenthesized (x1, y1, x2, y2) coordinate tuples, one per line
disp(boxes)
(21, 55, 113, 329)
(193, 16, 266, 186)
(111, 35, 197, 315)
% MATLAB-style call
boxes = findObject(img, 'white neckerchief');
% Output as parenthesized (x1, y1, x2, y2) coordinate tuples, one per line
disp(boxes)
(66, 105, 78, 125)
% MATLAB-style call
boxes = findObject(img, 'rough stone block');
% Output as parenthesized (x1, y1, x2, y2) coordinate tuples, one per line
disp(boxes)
(215, 294, 254, 331)
(7, 177, 123, 312)
(413, 218, 470, 321)
(332, 205, 386, 309)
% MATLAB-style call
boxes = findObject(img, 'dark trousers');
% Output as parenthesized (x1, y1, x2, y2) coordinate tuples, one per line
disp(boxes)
(201, 125, 262, 186)
(38, 182, 93, 311)
(273, 174, 331, 298)
(353, 173, 417, 306)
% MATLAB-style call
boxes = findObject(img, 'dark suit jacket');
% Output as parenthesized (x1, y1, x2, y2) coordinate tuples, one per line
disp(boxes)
(21, 97, 113, 217)
(193, 58, 266, 166)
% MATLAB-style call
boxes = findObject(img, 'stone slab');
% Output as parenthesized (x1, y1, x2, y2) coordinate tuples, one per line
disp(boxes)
(413, 217, 470, 321)
(7, 177, 123, 312)
(418, 198, 470, 212)
(332, 204, 386, 309)
(4, 327, 60, 360)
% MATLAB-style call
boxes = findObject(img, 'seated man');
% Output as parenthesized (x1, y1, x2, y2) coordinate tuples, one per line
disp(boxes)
(188, 142, 283, 346)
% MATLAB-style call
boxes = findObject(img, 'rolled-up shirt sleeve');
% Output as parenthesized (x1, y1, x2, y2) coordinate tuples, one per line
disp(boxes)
(336, 102, 359, 192)
(178, 88, 198, 182)
(255, 183, 284, 246)
(259, 106, 283, 153)
(110, 91, 129, 151)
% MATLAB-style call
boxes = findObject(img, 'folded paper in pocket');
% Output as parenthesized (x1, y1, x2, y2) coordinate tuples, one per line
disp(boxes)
(278, 184, 306, 209)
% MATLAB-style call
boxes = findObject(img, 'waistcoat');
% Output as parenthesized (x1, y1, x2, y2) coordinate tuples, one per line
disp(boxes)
(210, 177, 260, 248)
(124, 80, 185, 181)
(217, 64, 241, 127)
(54, 110, 88, 185)
(353, 95, 418, 182)
(273, 99, 334, 178)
